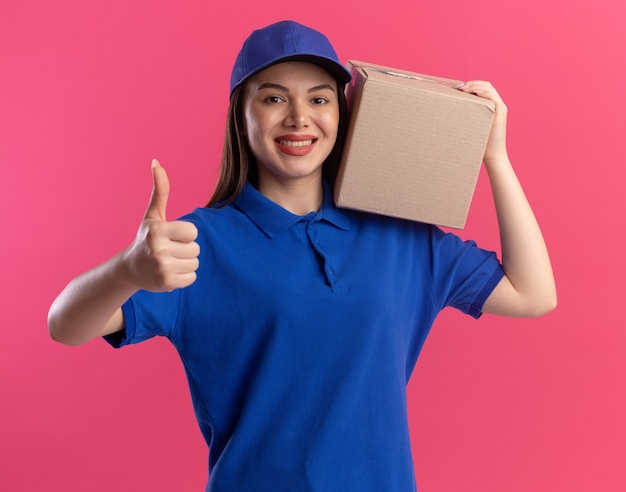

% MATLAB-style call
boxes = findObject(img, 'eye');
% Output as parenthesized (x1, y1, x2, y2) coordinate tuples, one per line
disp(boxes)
(311, 97, 329, 105)
(264, 95, 285, 104)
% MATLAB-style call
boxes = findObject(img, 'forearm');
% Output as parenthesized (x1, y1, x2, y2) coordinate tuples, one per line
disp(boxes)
(48, 252, 135, 346)
(483, 154, 557, 316)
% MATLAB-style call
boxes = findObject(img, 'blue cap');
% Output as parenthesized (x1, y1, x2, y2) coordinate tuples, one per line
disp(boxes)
(230, 20, 351, 96)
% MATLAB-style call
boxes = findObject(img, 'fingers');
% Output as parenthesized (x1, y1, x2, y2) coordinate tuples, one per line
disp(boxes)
(133, 220, 200, 291)
(455, 80, 504, 105)
(144, 159, 170, 222)
(159, 224, 200, 258)
(168, 220, 199, 243)
(149, 248, 200, 290)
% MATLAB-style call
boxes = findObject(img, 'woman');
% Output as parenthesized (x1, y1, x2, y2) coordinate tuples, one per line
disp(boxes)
(48, 20, 556, 491)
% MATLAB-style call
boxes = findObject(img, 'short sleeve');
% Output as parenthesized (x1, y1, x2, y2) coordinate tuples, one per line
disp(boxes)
(429, 227, 505, 319)
(103, 288, 182, 348)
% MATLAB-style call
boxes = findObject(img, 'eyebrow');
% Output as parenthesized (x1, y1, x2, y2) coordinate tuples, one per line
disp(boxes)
(257, 82, 337, 93)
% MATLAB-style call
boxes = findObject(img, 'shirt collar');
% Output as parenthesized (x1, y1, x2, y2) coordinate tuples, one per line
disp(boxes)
(234, 181, 351, 238)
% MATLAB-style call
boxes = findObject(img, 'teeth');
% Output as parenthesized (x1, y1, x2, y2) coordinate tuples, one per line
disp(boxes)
(278, 139, 314, 147)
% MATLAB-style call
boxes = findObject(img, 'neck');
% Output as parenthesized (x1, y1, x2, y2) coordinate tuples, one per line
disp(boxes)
(257, 175, 323, 216)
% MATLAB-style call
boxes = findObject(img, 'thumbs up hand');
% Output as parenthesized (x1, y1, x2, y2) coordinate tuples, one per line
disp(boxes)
(123, 159, 200, 292)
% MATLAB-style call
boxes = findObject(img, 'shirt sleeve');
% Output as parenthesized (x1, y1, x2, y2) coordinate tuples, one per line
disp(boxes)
(429, 226, 505, 319)
(103, 288, 182, 348)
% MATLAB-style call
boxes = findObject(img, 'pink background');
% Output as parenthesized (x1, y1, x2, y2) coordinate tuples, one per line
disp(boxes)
(2, 0, 625, 490)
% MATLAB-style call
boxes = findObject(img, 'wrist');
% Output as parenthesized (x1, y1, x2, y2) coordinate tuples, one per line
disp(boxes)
(112, 247, 144, 293)
(484, 151, 511, 171)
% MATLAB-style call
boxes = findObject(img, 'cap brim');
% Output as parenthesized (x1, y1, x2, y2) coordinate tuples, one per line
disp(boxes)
(232, 54, 351, 95)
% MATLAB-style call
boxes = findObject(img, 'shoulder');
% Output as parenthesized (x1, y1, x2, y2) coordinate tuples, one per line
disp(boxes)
(348, 208, 437, 238)
(175, 202, 253, 244)
(352, 211, 497, 265)
(339, 209, 446, 259)
(179, 202, 243, 227)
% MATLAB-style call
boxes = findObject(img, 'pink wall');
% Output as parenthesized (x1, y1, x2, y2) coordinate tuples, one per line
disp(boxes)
(2, 0, 625, 490)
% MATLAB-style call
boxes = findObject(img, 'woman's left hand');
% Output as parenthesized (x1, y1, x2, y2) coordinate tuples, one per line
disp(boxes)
(455, 81, 508, 165)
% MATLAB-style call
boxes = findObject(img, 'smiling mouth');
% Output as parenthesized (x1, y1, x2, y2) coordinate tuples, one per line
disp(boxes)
(276, 139, 316, 147)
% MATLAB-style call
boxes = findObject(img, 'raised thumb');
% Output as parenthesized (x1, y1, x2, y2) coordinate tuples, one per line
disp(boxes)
(144, 159, 170, 221)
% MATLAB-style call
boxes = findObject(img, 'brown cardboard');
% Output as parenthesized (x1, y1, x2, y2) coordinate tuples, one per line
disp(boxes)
(334, 60, 496, 229)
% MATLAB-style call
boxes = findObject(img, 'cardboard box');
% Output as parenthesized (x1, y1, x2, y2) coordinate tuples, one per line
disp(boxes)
(334, 60, 496, 229)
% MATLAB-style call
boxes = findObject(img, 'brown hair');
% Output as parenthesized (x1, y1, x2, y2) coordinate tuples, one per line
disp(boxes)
(206, 82, 349, 208)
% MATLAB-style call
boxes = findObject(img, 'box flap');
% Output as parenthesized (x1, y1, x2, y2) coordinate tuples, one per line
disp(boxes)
(347, 60, 496, 112)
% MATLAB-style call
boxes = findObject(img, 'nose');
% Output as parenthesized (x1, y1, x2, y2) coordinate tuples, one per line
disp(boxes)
(283, 100, 310, 129)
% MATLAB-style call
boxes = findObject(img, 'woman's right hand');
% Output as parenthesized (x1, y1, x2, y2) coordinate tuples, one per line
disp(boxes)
(121, 159, 200, 293)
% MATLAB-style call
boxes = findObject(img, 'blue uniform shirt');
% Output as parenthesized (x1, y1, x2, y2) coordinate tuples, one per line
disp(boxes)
(107, 181, 504, 491)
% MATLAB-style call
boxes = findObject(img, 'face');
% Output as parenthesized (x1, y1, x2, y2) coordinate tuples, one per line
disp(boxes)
(242, 61, 340, 189)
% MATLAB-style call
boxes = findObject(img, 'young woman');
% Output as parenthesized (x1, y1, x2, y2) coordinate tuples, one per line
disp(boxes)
(48, 20, 556, 491)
